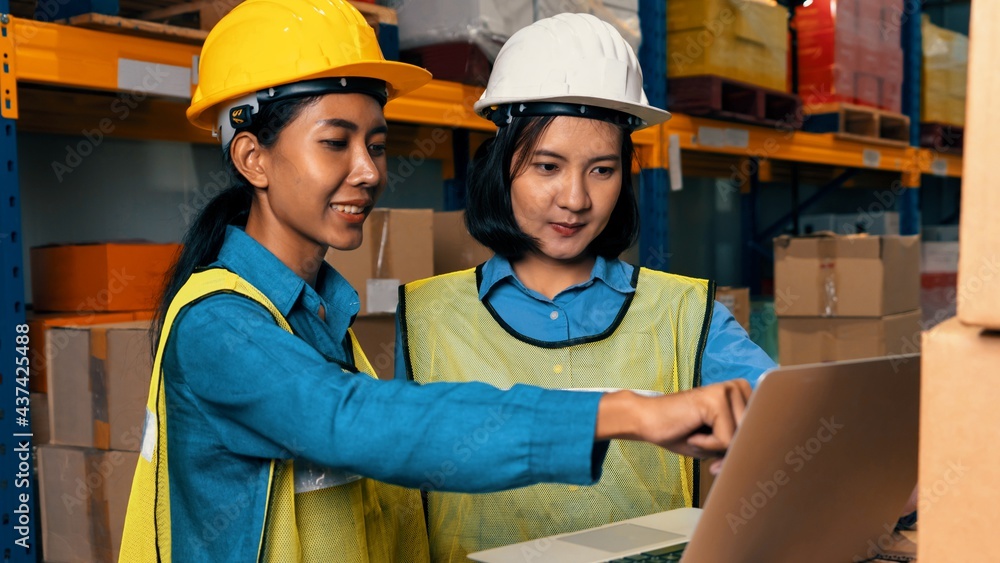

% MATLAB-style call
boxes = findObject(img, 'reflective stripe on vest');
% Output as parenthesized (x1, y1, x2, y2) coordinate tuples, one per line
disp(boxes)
(119, 269, 429, 562)
(400, 266, 713, 562)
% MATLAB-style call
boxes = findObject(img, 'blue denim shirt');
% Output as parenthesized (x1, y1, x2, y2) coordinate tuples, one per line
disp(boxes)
(395, 255, 775, 387)
(162, 227, 606, 561)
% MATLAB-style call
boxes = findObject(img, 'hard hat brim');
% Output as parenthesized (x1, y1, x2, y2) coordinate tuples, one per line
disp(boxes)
(187, 61, 432, 131)
(474, 95, 671, 130)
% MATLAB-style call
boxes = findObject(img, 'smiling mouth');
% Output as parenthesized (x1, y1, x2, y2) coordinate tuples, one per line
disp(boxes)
(330, 204, 370, 214)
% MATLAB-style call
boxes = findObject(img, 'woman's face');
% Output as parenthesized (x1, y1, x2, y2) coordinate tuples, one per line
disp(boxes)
(259, 93, 387, 251)
(509, 116, 623, 264)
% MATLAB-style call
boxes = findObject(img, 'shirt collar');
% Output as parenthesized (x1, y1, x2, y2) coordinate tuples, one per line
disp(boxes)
(215, 226, 360, 320)
(478, 254, 635, 301)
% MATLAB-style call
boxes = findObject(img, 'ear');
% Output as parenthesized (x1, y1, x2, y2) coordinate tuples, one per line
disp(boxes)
(230, 131, 269, 189)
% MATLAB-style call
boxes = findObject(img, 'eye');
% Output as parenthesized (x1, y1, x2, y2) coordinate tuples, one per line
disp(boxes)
(321, 139, 348, 149)
(593, 166, 616, 176)
(368, 143, 387, 156)
(536, 162, 558, 173)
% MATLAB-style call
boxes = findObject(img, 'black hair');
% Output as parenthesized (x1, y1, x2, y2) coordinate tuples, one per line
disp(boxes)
(465, 115, 640, 261)
(150, 95, 320, 356)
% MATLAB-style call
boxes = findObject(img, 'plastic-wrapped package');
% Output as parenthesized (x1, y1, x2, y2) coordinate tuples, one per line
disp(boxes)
(534, 0, 641, 54)
(395, 0, 533, 61)
(667, 0, 789, 92)
(395, 0, 640, 61)
(921, 15, 968, 126)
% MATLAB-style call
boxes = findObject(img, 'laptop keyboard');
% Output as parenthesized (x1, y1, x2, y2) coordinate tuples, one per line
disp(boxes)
(609, 546, 686, 562)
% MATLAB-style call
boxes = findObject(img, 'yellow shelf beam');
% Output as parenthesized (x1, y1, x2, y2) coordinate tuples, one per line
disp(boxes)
(3, 15, 961, 179)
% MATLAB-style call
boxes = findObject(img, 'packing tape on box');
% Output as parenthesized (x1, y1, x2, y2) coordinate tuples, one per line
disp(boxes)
(376, 214, 390, 279)
(89, 329, 112, 450)
(84, 450, 115, 561)
(817, 236, 840, 317)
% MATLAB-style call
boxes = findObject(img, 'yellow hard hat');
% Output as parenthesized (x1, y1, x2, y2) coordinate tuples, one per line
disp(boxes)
(187, 0, 431, 143)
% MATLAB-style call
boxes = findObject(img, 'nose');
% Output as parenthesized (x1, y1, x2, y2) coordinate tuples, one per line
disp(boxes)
(554, 171, 591, 212)
(346, 144, 381, 188)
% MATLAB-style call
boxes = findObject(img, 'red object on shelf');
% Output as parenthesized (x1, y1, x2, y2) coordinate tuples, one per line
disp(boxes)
(401, 42, 492, 87)
(795, 0, 905, 112)
(799, 66, 856, 107)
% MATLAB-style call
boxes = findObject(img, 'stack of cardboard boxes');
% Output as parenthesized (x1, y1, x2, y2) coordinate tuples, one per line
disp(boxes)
(324, 209, 492, 379)
(773, 233, 921, 365)
(667, 0, 790, 91)
(921, 15, 968, 126)
(28, 241, 178, 563)
(919, 2, 1000, 557)
(795, 0, 904, 112)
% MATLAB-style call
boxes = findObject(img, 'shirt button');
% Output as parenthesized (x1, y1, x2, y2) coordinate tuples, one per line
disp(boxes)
(550, 311, 559, 320)
(553, 364, 563, 374)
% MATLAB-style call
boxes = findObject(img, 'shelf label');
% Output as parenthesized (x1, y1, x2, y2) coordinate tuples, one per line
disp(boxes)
(118, 59, 192, 100)
(931, 159, 949, 177)
(725, 128, 750, 149)
(697, 126, 750, 149)
(698, 126, 727, 148)
(862, 149, 882, 168)
(668, 134, 683, 191)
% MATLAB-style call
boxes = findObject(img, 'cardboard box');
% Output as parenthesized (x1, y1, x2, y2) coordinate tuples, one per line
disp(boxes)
(919, 318, 1000, 561)
(715, 286, 751, 332)
(325, 209, 434, 315)
(38, 446, 138, 563)
(351, 314, 397, 380)
(30, 242, 180, 313)
(433, 211, 493, 275)
(27, 311, 154, 393)
(47, 322, 151, 451)
(956, 0, 1000, 329)
(773, 234, 920, 317)
(778, 309, 921, 365)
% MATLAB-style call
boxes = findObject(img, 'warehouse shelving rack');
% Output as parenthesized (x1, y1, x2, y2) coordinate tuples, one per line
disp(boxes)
(636, 0, 961, 288)
(0, 2, 963, 559)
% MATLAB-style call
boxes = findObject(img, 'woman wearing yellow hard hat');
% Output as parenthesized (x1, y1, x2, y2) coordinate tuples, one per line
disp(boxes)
(119, 1, 751, 561)
(397, 13, 776, 561)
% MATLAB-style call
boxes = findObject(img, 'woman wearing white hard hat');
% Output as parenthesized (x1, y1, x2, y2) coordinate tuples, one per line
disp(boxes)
(119, 3, 751, 561)
(397, 13, 775, 560)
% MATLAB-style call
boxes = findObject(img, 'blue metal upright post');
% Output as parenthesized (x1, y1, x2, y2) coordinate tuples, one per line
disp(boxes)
(1, 4, 34, 560)
(637, 0, 670, 270)
(741, 161, 761, 295)
(639, 169, 670, 271)
(899, 0, 923, 236)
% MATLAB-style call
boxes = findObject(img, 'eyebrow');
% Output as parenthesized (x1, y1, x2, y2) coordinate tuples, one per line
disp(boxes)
(317, 119, 388, 136)
(533, 150, 621, 165)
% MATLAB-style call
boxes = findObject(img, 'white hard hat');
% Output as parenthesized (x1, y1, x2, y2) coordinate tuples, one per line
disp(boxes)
(474, 13, 670, 130)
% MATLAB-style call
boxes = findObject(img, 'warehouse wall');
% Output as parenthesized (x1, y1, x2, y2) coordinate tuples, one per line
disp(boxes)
(18, 133, 444, 303)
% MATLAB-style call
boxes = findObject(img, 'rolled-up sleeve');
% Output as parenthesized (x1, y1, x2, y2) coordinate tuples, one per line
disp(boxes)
(165, 294, 606, 493)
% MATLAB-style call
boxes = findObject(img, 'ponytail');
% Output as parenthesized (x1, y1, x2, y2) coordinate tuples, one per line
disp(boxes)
(150, 94, 321, 355)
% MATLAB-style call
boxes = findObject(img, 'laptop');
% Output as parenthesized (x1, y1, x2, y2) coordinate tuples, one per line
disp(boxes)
(469, 355, 920, 563)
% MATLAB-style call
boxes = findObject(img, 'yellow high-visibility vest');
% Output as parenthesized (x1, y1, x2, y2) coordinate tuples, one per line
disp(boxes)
(119, 268, 429, 562)
(400, 267, 713, 562)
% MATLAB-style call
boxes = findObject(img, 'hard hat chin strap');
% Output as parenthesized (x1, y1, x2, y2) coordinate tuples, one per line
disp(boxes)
(217, 77, 389, 149)
(486, 102, 644, 131)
